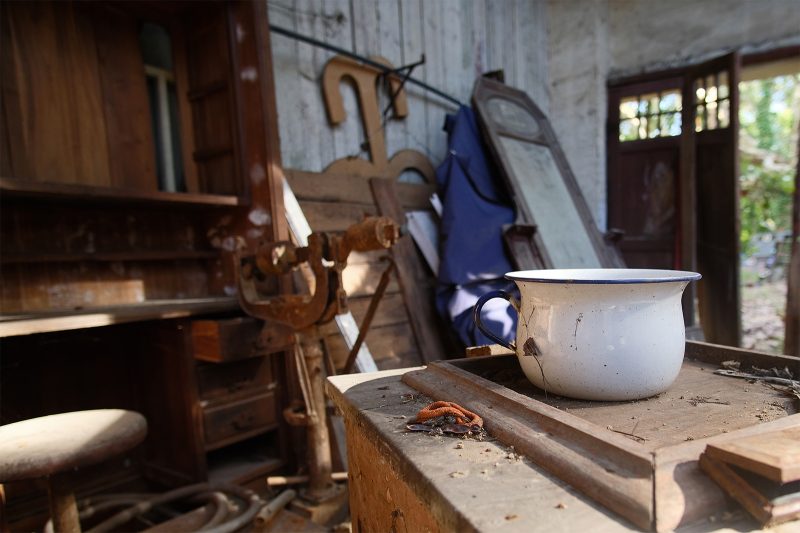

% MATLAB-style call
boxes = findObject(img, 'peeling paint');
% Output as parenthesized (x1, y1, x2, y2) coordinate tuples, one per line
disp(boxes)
(248, 208, 271, 226)
(250, 162, 266, 184)
(246, 228, 264, 240)
(241, 66, 258, 81)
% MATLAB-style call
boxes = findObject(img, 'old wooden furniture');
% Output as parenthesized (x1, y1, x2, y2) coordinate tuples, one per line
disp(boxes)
(328, 341, 799, 532)
(0, 1, 290, 528)
(0, 410, 147, 532)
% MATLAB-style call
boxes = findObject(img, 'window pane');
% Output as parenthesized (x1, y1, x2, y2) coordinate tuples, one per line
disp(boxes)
(707, 101, 718, 129)
(694, 78, 705, 103)
(695, 104, 705, 132)
(619, 118, 639, 141)
(718, 71, 729, 99)
(660, 112, 682, 136)
(649, 95, 659, 116)
(140, 23, 174, 71)
(638, 98, 649, 116)
(660, 91, 681, 112)
(648, 115, 659, 138)
(718, 99, 730, 128)
(705, 75, 715, 96)
(638, 117, 648, 139)
(620, 98, 638, 119)
(706, 85, 718, 103)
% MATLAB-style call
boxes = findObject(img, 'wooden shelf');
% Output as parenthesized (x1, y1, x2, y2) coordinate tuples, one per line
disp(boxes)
(1, 250, 221, 264)
(0, 177, 245, 207)
(0, 297, 240, 337)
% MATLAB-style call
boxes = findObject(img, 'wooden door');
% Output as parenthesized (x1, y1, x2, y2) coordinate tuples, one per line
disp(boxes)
(684, 53, 741, 346)
(608, 77, 683, 270)
(608, 54, 741, 343)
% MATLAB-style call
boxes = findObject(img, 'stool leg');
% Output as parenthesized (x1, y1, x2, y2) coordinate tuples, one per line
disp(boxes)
(47, 475, 80, 533)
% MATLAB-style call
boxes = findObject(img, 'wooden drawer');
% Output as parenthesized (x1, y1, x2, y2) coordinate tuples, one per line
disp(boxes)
(202, 390, 277, 451)
(191, 317, 262, 362)
(196, 356, 274, 401)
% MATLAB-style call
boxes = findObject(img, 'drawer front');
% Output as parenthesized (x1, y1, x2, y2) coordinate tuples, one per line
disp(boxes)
(191, 317, 262, 362)
(196, 356, 274, 401)
(202, 391, 277, 450)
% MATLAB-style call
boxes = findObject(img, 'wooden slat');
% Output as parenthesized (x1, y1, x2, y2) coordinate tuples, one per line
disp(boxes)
(324, 321, 419, 368)
(705, 427, 800, 483)
(0, 177, 243, 206)
(93, 4, 158, 191)
(286, 169, 436, 209)
(371, 178, 446, 363)
(0, 297, 238, 337)
(4, 2, 111, 186)
(299, 200, 376, 233)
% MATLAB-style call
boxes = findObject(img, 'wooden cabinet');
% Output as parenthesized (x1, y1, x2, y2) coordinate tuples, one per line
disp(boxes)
(138, 317, 286, 488)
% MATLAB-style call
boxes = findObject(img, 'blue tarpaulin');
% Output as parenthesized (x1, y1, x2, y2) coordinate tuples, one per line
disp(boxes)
(435, 106, 518, 347)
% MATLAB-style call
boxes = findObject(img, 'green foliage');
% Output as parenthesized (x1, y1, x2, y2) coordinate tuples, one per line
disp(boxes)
(739, 74, 799, 255)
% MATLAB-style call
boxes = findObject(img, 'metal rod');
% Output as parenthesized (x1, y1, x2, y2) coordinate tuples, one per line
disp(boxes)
(269, 24, 463, 108)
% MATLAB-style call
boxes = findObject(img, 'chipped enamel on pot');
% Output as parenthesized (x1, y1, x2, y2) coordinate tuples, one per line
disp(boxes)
(475, 269, 701, 401)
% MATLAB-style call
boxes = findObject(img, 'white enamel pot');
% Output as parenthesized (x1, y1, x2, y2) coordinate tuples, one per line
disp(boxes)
(474, 269, 701, 401)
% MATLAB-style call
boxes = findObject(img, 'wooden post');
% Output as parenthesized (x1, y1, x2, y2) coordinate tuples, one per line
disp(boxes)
(47, 475, 80, 533)
(785, 127, 800, 356)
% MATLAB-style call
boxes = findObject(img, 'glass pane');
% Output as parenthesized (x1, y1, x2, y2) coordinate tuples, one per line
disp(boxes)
(140, 23, 174, 70)
(648, 115, 659, 138)
(706, 84, 718, 103)
(619, 119, 639, 141)
(718, 71, 729, 99)
(660, 91, 681, 112)
(695, 104, 705, 132)
(638, 98, 649, 116)
(671, 112, 682, 136)
(705, 74, 715, 96)
(649, 94, 659, 116)
(718, 99, 730, 128)
(620, 98, 638, 119)
(639, 117, 648, 139)
(707, 101, 718, 129)
(695, 79, 705, 104)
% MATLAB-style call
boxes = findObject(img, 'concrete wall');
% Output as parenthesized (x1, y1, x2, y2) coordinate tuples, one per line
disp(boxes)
(547, 0, 800, 230)
(268, 0, 548, 173)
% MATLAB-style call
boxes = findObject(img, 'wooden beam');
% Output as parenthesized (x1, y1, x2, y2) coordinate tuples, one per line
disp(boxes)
(370, 178, 447, 363)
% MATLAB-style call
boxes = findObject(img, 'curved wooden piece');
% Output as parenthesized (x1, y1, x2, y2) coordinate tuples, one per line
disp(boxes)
(386, 149, 436, 183)
(322, 55, 409, 171)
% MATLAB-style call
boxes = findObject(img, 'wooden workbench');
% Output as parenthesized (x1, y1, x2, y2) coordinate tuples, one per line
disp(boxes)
(326, 368, 798, 533)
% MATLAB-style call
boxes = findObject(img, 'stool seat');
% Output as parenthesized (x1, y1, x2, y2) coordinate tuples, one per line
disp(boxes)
(0, 409, 147, 482)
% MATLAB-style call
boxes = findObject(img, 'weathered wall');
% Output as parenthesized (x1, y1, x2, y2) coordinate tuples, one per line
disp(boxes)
(268, 0, 548, 173)
(547, 0, 800, 230)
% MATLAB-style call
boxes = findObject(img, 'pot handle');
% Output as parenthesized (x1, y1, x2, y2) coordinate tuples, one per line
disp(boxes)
(473, 290, 520, 352)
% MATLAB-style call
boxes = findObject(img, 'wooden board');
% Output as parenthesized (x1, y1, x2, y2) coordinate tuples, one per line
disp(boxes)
(402, 341, 800, 531)
(705, 427, 800, 484)
(473, 77, 624, 269)
(371, 178, 447, 364)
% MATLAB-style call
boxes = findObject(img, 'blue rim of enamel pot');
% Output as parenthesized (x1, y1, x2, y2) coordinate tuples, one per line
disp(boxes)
(505, 268, 702, 284)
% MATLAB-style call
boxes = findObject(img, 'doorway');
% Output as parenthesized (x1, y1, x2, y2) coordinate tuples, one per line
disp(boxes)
(607, 48, 799, 347)
(738, 55, 800, 353)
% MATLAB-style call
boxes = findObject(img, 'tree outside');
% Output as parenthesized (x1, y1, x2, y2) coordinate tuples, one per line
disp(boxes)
(739, 73, 799, 353)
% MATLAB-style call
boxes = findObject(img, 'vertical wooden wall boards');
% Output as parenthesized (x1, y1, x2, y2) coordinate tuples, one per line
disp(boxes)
(371, 178, 446, 363)
(473, 77, 625, 270)
(282, 179, 378, 373)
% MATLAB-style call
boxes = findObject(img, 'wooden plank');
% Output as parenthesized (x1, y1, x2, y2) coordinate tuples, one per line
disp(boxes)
(171, 21, 200, 193)
(705, 427, 800, 483)
(371, 178, 447, 363)
(0, 297, 238, 338)
(93, 4, 158, 191)
(699, 452, 800, 527)
(324, 321, 419, 368)
(402, 360, 655, 531)
(4, 2, 111, 186)
(685, 340, 800, 373)
(285, 168, 435, 209)
(299, 200, 377, 233)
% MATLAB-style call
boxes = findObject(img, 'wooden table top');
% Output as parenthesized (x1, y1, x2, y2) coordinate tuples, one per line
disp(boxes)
(327, 368, 797, 533)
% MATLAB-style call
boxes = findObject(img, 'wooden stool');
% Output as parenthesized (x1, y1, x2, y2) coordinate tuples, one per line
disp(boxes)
(0, 409, 147, 533)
